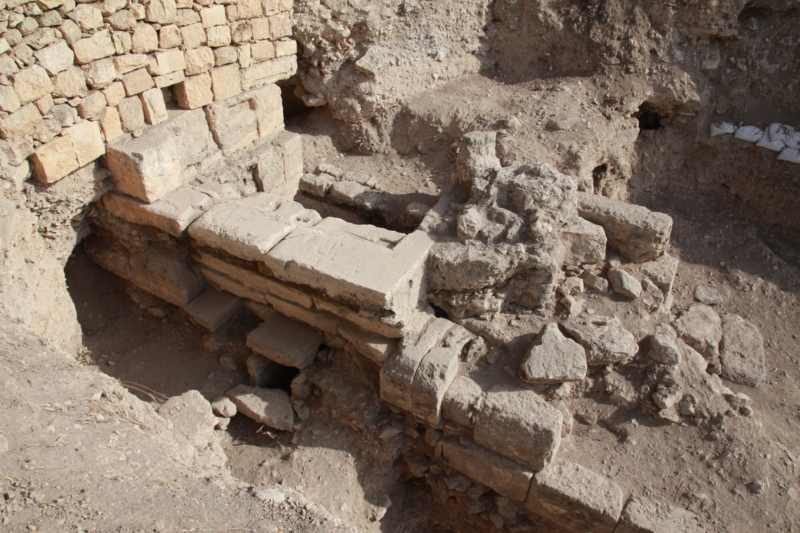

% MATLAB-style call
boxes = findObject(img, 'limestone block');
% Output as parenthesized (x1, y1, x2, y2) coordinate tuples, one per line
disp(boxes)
(212, 46, 236, 66)
(112, 31, 133, 55)
(71, 29, 115, 64)
(58, 20, 80, 46)
(274, 38, 296, 57)
(562, 315, 638, 366)
(0, 103, 41, 141)
(442, 438, 534, 502)
(131, 23, 158, 54)
(117, 95, 145, 131)
(251, 17, 270, 40)
(188, 193, 320, 262)
(268, 11, 291, 39)
(410, 345, 460, 424)
(77, 90, 106, 119)
(210, 64, 242, 101)
(640, 253, 679, 300)
(226, 0, 260, 20)
(527, 460, 624, 533)
(102, 187, 213, 237)
(30, 134, 78, 182)
(246, 314, 322, 369)
(201, 267, 268, 305)
(339, 322, 398, 366)
(184, 288, 241, 331)
(33, 40, 73, 75)
(34, 94, 54, 115)
(84, 58, 117, 88)
(266, 221, 434, 317)
(167, 107, 217, 166)
(615, 497, 702, 533)
(159, 24, 182, 48)
(146, 0, 177, 25)
(252, 40, 274, 62)
(108, 9, 137, 31)
(720, 314, 765, 387)
(185, 46, 214, 75)
(177, 9, 201, 27)
(673, 303, 721, 360)
(140, 87, 168, 124)
(13, 65, 53, 104)
(0, 86, 21, 113)
(106, 128, 183, 202)
(99, 105, 123, 141)
(225, 384, 293, 431)
(238, 44, 252, 68)
(123, 67, 155, 95)
(266, 295, 342, 336)
(577, 192, 672, 263)
(64, 119, 104, 166)
(0, 55, 19, 78)
(206, 25, 231, 47)
(560, 216, 606, 266)
(608, 268, 642, 299)
(154, 70, 185, 88)
(174, 72, 213, 109)
(114, 53, 149, 74)
(200, 5, 226, 28)
(521, 323, 587, 384)
(379, 317, 454, 411)
(181, 22, 206, 49)
(71, 4, 102, 31)
(205, 99, 257, 152)
(240, 54, 296, 90)
(473, 388, 562, 471)
(148, 49, 186, 76)
(230, 21, 252, 44)
(442, 374, 484, 427)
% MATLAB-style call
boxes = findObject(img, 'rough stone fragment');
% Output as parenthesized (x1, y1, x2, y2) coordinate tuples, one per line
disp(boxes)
(131, 23, 158, 54)
(521, 323, 587, 384)
(106, 128, 183, 202)
(174, 72, 213, 109)
(410, 345, 461, 424)
(225, 384, 293, 431)
(200, 5, 226, 28)
(59, 20, 81, 45)
(206, 25, 231, 47)
(184, 46, 214, 75)
(140, 87, 168, 124)
(268, 11, 291, 39)
(64, 119, 104, 165)
(52, 66, 87, 98)
(210, 63, 242, 100)
(563, 315, 638, 365)
(33, 118, 60, 143)
(77, 90, 106, 119)
(114, 54, 149, 74)
(33, 40, 73, 75)
(473, 388, 562, 471)
(608, 268, 642, 299)
(442, 374, 484, 427)
(615, 497, 702, 533)
(673, 304, 721, 360)
(0, 103, 41, 141)
(123, 67, 155, 95)
(71, 29, 115, 64)
(189, 193, 319, 261)
(251, 83, 283, 137)
(184, 288, 241, 331)
(51, 103, 77, 127)
(527, 460, 624, 533)
(13, 65, 53, 104)
(247, 314, 322, 369)
(694, 285, 723, 305)
(274, 38, 296, 57)
(116, 95, 145, 132)
(240, 55, 296, 90)
(211, 396, 237, 418)
(157, 390, 217, 447)
(146, 0, 177, 25)
(720, 314, 765, 387)
(30, 134, 78, 182)
(71, 4, 102, 31)
(181, 22, 206, 49)
(108, 9, 137, 31)
(443, 438, 534, 502)
(159, 24, 182, 48)
(649, 330, 681, 365)
(0, 86, 21, 113)
(577, 192, 672, 262)
(338, 322, 397, 366)
(251, 17, 270, 40)
(99, 105, 123, 141)
(560, 216, 606, 266)
(230, 20, 252, 44)
(112, 31, 132, 55)
(177, 8, 201, 27)
(205, 99, 256, 152)
(252, 40, 274, 62)
(154, 70, 185, 88)
(84, 58, 117, 88)
(102, 187, 213, 236)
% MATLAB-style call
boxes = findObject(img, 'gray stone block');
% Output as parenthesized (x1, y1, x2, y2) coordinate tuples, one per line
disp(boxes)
(442, 438, 534, 502)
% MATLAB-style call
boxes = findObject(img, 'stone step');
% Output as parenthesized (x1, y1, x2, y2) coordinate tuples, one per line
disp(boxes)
(246, 314, 322, 370)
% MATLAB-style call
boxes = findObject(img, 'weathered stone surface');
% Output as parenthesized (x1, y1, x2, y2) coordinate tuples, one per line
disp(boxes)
(527, 460, 624, 533)
(181, 22, 206, 49)
(214, 45, 238, 66)
(608, 268, 642, 299)
(338, 322, 397, 366)
(52, 66, 87, 98)
(123, 67, 155, 95)
(108, 9, 137, 31)
(148, 49, 186, 76)
(443, 438, 534, 502)
(226, 384, 293, 431)
(0, 86, 21, 113)
(673, 304, 721, 360)
(30, 134, 78, 183)
(456, 131, 501, 186)
(33, 40, 73, 75)
(189, 193, 320, 262)
(154, 70, 185, 88)
(694, 285, 723, 305)
(206, 25, 231, 47)
(117, 95, 146, 131)
(563, 315, 638, 365)
(210, 63, 242, 100)
(442, 374, 484, 427)
(72, 4, 103, 31)
(252, 40, 274, 61)
(410, 345, 461, 424)
(157, 390, 217, 448)
(13, 65, 53, 104)
(274, 38, 296, 57)
(131, 23, 159, 54)
(184, 287, 241, 331)
(211, 396, 237, 418)
(106, 128, 183, 202)
(99, 105, 124, 141)
(103, 187, 213, 237)
(247, 314, 322, 369)
(71, 29, 115, 63)
(114, 53, 150, 74)
(146, 0, 177, 25)
(560, 216, 606, 266)
(380, 317, 454, 411)
(473, 388, 562, 471)
(77, 90, 106, 119)
(64, 119, 104, 165)
(0, 103, 41, 141)
(140, 87, 168, 124)
(649, 328, 682, 365)
(200, 5, 226, 28)
(577, 192, 672, 262)
(266, 218, 433, 316)
(615, 497, 702, 533)
(85, 58, 118, 88)
(159, 24, 182, 48)
(174, 72, 213, 109)
(240, 55, 296, 90)
(205, 98, 256, 153)
(268, 11, 291, 39)
(185, 46, 214, 75)
(521, 323, 587, 384)
(720, 314, 765, 387)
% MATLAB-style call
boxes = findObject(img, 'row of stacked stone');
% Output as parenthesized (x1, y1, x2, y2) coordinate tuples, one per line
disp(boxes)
(0, 0, 297, 185)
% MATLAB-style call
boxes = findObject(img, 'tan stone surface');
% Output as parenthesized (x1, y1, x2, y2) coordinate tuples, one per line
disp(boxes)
(159, 24, 183, 48)
(77, 90, 106, 119)
(154, 70, 185, 88)
(30, 134, 79, 183)
(180, 22, 206, 49)
(200, 5, 226, 28)
(71, 29, 115, 64)
(140, 87, 168, 125)
(103, 81, 126, 106)
(0, 103, 42, 141)
(251, 40, 274, 61)
(174, 72, 213, 109)
(146, 0, 177, 25)
(13, 65, 53, 104)
(148, 49, 186, 76)
(206, 25, 231, 47)
(33, 40, 74, 75)
(106, 128, 183, 202)
(52, 66, 87, 98)
(99, 105, 124, 141)
(210, 64, 242, 101)
(274, 38, 296, 57)
(64, 119, 105, 166)
(123, 67, 155, 95)
(84, 58, 118, 88)
(117, 95, 145, 132)
(131, 23, 158, 54)
(184, 46, 214, 75)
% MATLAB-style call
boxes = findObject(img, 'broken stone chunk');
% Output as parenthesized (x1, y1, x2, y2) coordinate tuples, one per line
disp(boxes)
(211, 396, 237, 418)
(673, 304, 721, 361)
(183, 288, 241, 331)
(615, 497, 702, 533)
(693, 285, 722, 306)
(648, 331, 681, 365)
(608, 268, 642, 299)
(442, 438, 534, 502)
(581, 271, 609, 292)
(562, 315, 638, 366)
(719, 314, 765, 387)
(559, 216, 607, 266)
(226, 384, 293, 431)
(520, 323, 587, 384)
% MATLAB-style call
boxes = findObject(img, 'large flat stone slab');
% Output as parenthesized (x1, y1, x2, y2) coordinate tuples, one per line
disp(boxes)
(615, 497, 702, 533)
(246, 314, 322, 369)
(473, 388, 562, 471)
(562, 315, 638, 366)
(183, 288, 241, 331)
(226, 384, 293, 431)
(442, 438, 534, 502)
(264, 217, 434, 316)
(102, 187, 214, 237)
(188, 193, 321, 262)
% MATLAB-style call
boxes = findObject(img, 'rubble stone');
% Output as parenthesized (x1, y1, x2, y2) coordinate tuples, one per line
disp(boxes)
(71, 29, 115, 63)
(33, 40, 73, 74)
(673, 303, 722, 360)
(520, 323, 587, 384)
(0, 103, 41, 141)
(13, 64, 53, 104)
(608, 268, 642, 299)
(694, 285, 723, 305)
(114, 53, 150, 74)
(410, 345, 461, 424)
(560, 216, 607, 266)
(563, 315, 638, 365)
(226, 384, 293, 431)
(615, 497, 702, 533)
(442, 374, 484, 427)
(77, 90, 106, 119)
(720, 314, 765, 387)
(52, 66, 87, 98)
(85, 58, 117, 88)
(174, 72, 213, 109)
(30, 133, 78, 182)
(64, 119, 104, 165)
(102, 187, 214, 237)
(649, 330, 682, 365)
(131, 23, 159, 54)
(246, 314, 322, 369)
(123, 67, 155, 95)
(211, 396, 237, 418)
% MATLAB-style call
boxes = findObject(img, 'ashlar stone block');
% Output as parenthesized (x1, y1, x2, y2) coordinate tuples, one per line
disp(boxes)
(106, 128, 183, 203)
(246, 314, 322, 369)
(184, 287, 241, 331)
(102, 186, 213, 237)
(443, 438, 534, 502)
